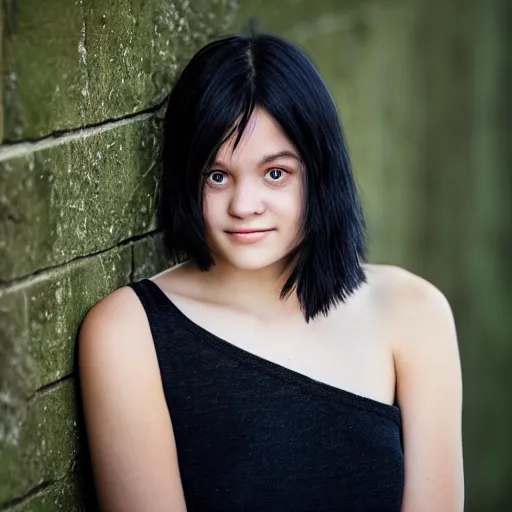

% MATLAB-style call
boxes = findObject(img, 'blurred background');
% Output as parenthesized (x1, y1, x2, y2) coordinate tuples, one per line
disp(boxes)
(0, 0, 509, 510)
(233, 1, 511, 510)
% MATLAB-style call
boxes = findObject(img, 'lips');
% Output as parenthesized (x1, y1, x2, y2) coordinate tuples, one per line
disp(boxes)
(225, 229, 275, 243)
(226, 229, 274, 234)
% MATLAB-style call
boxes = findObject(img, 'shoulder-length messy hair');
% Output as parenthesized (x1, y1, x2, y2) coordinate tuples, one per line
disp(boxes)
(157, 32, 367, 322)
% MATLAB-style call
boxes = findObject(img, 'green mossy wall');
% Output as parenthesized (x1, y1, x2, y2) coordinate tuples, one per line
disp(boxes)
(0, 1, 236, 508)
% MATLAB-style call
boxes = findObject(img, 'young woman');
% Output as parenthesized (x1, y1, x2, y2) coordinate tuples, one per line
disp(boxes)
(79, 32, 464, 511)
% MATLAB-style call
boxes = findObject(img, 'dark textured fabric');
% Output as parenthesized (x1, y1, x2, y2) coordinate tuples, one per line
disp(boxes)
(128, 278, 404, 512)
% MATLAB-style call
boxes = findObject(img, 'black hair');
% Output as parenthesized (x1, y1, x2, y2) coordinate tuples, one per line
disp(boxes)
(158, 32, 367, 322)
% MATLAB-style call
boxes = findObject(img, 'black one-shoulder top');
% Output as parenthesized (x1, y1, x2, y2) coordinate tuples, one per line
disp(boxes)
(128, 278, 404, 512)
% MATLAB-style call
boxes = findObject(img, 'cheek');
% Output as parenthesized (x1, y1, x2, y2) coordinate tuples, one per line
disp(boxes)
(274, 185, 303, 221)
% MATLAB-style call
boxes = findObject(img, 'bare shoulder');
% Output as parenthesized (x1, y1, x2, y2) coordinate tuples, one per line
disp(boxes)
(364, 263, 455, 336)
(80, 284, 148, 341)
(364, 268, 464, 509)
(78, 283, 163, 420)
(78, 285, 187, 510)
(78, 284, 158, 374)
(363, 263, 460, 372)
(364, 263, 448, 303)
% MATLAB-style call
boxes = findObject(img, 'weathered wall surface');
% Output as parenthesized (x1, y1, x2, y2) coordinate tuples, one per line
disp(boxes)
(0, 1, 235, 509)
(234, 0, 511, 510)
(1, 0, 509, 509)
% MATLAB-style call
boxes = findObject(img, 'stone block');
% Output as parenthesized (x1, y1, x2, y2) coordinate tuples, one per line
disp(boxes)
(0, 289, 37, 417)
(2, 0, 85, 140)
(0, 380, 78, 503)
(132, 232, 174, 281)
(0, 116, 160, 281)
(0, 244, 132, 411)
(2, 0, 236, 141)
(83, 0, 235, 126)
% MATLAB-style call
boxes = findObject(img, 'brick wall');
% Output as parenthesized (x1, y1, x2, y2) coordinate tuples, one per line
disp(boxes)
(0, 1, 236, 509)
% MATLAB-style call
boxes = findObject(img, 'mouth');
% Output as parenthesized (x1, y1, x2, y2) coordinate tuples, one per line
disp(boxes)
(226, 229, 274, 234)
(225, 229, 275, 243)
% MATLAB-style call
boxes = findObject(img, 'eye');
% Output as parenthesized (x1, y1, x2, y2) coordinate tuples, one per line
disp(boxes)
(205, 171, 228, 185)
(265, 168, 286, 182)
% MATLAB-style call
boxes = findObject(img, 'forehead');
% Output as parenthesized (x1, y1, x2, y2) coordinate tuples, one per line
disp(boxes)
(215, 108, 297, 164)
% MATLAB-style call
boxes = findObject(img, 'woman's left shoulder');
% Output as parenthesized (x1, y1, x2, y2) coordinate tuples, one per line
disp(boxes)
(364, 263, 453, 320)
(364, 263, 458, 354)
(364, 268, 464, 509)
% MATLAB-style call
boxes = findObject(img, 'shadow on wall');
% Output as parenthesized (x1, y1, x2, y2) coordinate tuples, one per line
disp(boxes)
(74, 332, 100, 511)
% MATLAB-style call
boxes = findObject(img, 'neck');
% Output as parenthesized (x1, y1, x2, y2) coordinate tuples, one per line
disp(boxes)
(192, 258, 302, 321)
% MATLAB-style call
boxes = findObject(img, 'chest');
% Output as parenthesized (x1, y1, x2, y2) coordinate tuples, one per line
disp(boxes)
(158, 322, 404, 512)
(173, 296, 396, 406)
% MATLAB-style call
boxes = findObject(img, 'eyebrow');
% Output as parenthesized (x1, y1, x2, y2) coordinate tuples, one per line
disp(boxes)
(258, 150, 301, 165)
(212, 150, 301, 168)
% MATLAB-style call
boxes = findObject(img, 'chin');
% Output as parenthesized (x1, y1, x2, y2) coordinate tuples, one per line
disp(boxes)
(214, 247, 289, 272)
(227, 255, 284, 271)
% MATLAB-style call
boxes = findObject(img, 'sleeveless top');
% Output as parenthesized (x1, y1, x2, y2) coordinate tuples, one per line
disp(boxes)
(128, 278, 404, 512)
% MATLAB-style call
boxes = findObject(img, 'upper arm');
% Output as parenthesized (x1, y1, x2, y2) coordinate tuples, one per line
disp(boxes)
(78, 286, 187, 512)
(390, 268, 464, 512)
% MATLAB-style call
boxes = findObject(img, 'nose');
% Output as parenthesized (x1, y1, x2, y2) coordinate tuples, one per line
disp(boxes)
(228, 179, 265, 218)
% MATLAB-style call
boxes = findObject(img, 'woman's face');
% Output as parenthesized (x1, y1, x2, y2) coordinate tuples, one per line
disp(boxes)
(203, 107, 304, 272)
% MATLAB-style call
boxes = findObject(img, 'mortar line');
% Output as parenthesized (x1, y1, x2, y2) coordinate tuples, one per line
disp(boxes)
(0, 481, 55, 511)
(0, 230, 159, 292)
(29, 373, 75, 400)
(0, 458, 78, 511)
(0, 109, 157, 162)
